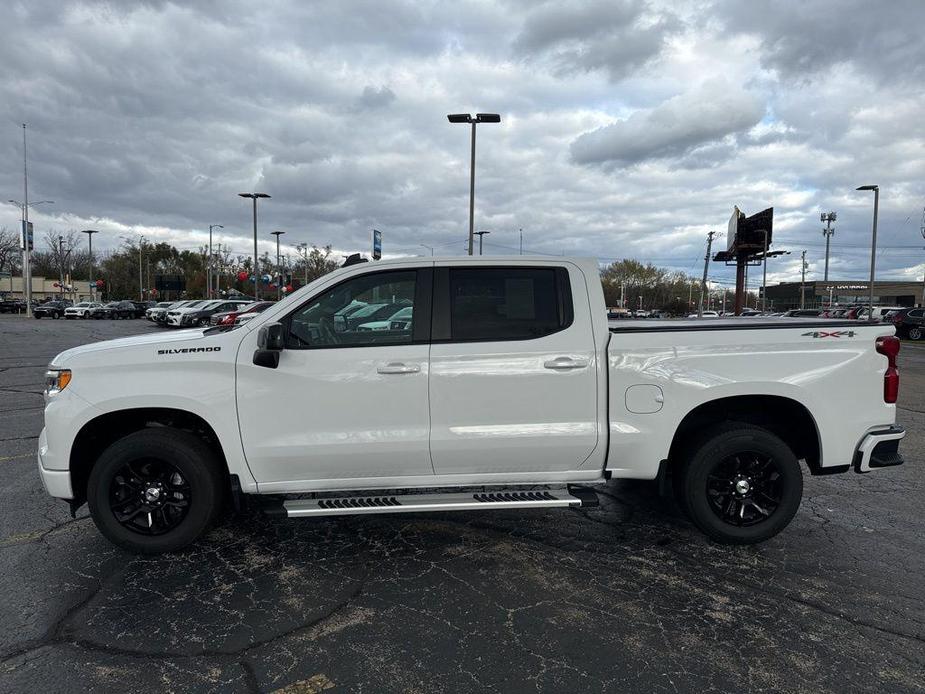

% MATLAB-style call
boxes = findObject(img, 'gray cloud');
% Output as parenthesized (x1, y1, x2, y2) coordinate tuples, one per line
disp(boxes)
(0, 0, 922, 291)
(570, 79, 765, 166)
(513, 0, 677, 81)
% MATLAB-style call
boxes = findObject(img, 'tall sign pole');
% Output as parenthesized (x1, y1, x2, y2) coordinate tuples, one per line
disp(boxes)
(821, 212, 836, 281)
(800, 250, 808, 309)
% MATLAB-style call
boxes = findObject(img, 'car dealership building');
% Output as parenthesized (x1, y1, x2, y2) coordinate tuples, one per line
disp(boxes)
(763, 280, 925, 310)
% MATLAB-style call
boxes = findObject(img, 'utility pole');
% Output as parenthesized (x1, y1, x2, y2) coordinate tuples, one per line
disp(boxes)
(81, 230, 99, 300)
(620, 281, 625, 309)
(23, 125, 31, 314)
(800, 250, 808, 309)
(216, 243, 223, 295)
(519, 228, 523, 255)
(698, 231, 716, 317)
(821, 211, 836, 281)
(920, 208, 925, 306)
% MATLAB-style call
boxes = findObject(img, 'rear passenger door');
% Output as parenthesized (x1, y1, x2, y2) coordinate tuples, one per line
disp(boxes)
(428, 264, 600, 476)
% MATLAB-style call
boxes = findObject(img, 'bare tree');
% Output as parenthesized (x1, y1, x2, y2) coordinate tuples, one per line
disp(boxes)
(0, 227, 20, 276)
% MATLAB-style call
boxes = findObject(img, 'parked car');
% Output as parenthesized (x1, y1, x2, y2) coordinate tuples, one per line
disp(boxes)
(335, 301, 412, 331)
(0, 299, 27, 313)
(64, 302, 102, 319)
(889, 307, 925, 340)
(687, 310, 720, 318)
(128, 301, 153, 318)
(211, 301, 274, 326)
(89, 301, 136, 319)
(855, 306, 902, 321)
(167, 300, 252, 328)
(357, 306, 414, 331)
(33, 301, 69, 319)
(151, 300, 196, 323)
(38, 256, 905, 554)
(146, 301, 175, 321)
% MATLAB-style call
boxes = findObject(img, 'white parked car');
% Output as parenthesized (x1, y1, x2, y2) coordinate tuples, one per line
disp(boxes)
(38, 256, 905, 554)
(64, 302, 101, 319)
(688, 310, 720, 318)
(164, 300, 215, 327)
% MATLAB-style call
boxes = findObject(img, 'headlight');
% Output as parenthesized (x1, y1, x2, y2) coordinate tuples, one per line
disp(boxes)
(45, 369, 72, 396)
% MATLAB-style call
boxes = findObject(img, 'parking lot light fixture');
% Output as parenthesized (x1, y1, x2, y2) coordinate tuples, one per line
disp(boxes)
(447, 112, 501, 255)
(239, 193, 271, 300)
(857, 185, 880, 320)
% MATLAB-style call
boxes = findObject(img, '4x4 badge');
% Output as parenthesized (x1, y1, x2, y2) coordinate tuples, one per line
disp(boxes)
(801, 330, 856, 338)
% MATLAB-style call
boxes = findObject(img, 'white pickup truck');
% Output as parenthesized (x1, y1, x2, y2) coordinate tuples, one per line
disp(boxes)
(37, 256, 906, 554)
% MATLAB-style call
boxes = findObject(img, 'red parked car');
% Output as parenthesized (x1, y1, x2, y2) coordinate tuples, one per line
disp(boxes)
(209, 301, 274, 326)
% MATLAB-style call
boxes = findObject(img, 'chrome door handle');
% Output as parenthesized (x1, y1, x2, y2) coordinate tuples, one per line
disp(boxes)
(544, 357, 589, 370)
(377, 362, 421, 374)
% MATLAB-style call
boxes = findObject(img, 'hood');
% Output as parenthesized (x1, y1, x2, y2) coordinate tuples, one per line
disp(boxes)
(52, 328, 207, 366)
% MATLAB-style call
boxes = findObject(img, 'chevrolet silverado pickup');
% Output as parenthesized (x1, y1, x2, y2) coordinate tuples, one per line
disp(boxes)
(37, 257, 906, 554)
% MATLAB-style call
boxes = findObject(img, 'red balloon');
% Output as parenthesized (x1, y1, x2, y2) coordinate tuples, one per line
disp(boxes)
(95, 279, 104, 287)
(237, 271, 248, 282)
(285, 284, 294, 293)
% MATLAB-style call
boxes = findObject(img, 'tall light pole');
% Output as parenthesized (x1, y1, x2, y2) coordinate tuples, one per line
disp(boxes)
(419, 243, 434, 256)
(447, 113, 501, 255)
(519, 227, 523, 255)
(81, 230, 99, 299)
(138, 236, 145, 301)
(857, 185, 880, 319)
(208, 224, 223, 298)
(297, 242, 309, 286)
(238, 193, 270, 300)
(9, 198, 52, 314)
(800, 250, 808, 309)
(821, 211, 836, 281)
(474, 230, 490, 255)
(920, 208, 925, 307)
(271, 230, 285, 300)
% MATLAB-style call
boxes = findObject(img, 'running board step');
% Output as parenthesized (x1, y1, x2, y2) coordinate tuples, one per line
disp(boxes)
(263, 487, 598, 518)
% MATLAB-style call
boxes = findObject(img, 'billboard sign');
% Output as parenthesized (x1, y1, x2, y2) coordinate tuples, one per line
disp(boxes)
(155, 274, 185, 291)
(373, 229, 382, 260)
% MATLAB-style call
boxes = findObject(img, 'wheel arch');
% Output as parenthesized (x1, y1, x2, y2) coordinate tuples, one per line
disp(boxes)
(69, 407, 231, 507)
(667, 394, 823, 473)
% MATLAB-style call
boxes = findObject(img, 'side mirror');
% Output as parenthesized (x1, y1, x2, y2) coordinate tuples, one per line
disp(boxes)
(254, 322, 285, 368)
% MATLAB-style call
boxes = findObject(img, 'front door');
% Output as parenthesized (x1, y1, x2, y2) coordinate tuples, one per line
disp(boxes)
(236, 267, 434, 491)
(428, 264, 600, 476)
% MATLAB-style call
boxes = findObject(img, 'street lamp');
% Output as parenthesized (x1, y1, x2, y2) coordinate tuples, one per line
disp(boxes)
(271, 230, 285, 300)
(81, 230, 99, 299)
(419, 243, 434, 256)
(208, 224, 223, 298)
(238, 193, 271, 300)
(9, 198, 53, 316)
(857, 185, 880, 320)
(474, 230, 490, 255)
(447, 112, 501, 256)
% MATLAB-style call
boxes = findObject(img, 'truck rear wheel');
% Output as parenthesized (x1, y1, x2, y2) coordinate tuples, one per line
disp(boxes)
(677, 423, 803, 544)
(87, 428, 224, 554)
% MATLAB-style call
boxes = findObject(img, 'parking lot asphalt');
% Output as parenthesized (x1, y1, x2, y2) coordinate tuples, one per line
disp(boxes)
(0, 314, 923, 693)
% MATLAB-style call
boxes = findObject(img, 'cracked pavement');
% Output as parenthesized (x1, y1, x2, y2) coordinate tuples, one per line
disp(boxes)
(0, 315, 923, 693)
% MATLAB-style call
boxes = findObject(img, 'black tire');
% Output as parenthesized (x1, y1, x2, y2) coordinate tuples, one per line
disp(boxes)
(676, 423, 802, 544)
(52, 312, 60, 319)
(908, 326, 923, 341)
(87, 428, 225, 554)
(34, 314, 41, 319)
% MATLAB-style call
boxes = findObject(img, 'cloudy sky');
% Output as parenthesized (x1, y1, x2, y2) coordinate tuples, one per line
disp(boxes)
(2, 0, 923, 289)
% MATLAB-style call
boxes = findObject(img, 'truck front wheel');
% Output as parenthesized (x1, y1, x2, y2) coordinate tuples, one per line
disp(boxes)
(677, 423, 803, 544)
(86, 428, 224, 554)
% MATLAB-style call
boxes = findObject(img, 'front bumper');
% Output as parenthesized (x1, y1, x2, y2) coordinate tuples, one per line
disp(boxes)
(854, 425, 906, 473)
(37, 428, 73, 499)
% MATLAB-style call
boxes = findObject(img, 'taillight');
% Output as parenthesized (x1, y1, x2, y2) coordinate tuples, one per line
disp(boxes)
(876, 336, 900, 403)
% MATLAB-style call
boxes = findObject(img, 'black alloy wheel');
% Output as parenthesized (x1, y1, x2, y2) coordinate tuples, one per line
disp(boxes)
(677, 423, 803, 544)
(705, 452, 782, 527)
(109, 459, 191, 535)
